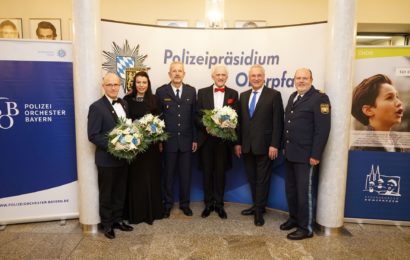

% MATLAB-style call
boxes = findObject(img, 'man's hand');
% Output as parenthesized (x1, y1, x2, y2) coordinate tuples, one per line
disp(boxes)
(310, 158, 320, 166)
(192, 142, 198, 152)
(234, 145, 242, 158)
(268, 146, 278, 160)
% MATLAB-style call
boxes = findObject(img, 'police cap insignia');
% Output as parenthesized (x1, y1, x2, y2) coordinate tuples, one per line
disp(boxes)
(320, 103, 330, 114)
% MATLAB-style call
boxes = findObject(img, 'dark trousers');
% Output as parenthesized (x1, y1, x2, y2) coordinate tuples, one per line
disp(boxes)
(243, 152, 273, 210)
(199, 136, 230, 208)
(163, 150, 192, 209)
(97, 165, 127, 230)
(284, 159, 316, 234)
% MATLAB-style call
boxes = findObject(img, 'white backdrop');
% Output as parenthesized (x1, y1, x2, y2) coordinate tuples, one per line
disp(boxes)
(101, 21, 328, 104)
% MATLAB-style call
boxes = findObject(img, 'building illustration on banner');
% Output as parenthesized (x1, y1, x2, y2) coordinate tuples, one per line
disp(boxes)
(102, 40, 149, 93)
(364, 164, 401, 197)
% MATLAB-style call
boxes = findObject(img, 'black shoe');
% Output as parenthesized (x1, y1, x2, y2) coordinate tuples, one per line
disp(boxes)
(241, 206, 266, 216)
(280, 219, 298, 231)
(201, 205, 214, 218)
(163, 208, 171, 218)
(180, 207, 193, 216)
(254, 211, 265, 226)
(287, 229, 313, 240)
(112, 222, 133, 231)
(215, 207, 227, 219)
(104, 228, 115, 239)
(241, 206, 255, 215)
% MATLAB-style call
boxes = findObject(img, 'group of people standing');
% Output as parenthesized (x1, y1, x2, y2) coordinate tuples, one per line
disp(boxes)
(87, 62, 331, 241)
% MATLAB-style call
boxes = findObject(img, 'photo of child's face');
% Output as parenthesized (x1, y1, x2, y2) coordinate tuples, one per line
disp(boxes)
(367, 83, 404, 130)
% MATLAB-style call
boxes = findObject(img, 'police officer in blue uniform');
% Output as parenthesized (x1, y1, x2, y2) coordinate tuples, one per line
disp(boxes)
(156, 61, 197, 218)
(281, 68, 331, 240)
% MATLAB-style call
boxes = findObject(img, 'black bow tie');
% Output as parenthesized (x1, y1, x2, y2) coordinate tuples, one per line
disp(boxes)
(112, 99, 121, 105)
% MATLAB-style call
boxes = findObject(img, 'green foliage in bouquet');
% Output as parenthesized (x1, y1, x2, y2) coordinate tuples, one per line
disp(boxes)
(135, 113, 169, 144)
(107, 118, 148, 163)
(202, 106, 238, 142)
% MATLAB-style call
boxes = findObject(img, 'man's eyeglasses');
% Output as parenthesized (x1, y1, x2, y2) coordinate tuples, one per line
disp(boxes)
(105, 83, 121, 88)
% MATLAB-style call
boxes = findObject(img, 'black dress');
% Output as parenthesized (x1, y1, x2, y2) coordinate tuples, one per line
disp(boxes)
(123, 94, 163, 224)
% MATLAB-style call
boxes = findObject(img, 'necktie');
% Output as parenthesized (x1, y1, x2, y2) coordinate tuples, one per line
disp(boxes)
(176, 89, 180, 99)
(249, 91, 258, 117)
(293, 95, 301, 106)
(112, 99, 120, 105)
(214, 88, 225, 93)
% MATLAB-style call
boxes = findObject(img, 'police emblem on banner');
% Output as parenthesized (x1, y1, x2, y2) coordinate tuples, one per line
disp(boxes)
(116, 56, 135, 79)
(102, 40, 150, 93)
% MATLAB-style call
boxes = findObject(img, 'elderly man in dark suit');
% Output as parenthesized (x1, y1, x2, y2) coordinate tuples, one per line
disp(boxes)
(234, 64, 284, 226)
(281, 68, 331, 240)
(87, 72, 133, 239)
(156, 61, 197, 218)
(196, 64, 239, 219)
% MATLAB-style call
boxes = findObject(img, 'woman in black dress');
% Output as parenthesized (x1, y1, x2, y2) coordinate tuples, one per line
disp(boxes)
(123, 71, 163, 224)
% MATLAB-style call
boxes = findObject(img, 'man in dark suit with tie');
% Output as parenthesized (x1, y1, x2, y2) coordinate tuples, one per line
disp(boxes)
(196, 64, 239, 219)
(156, 61, 197, 218)
(280, 68, 331, 240)
(234, 64, 284, 226)
(87, 72, 133, 239)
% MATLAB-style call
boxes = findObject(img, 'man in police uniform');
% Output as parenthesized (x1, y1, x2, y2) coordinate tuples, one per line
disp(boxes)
(156, 61, 197, 218)
(281, 68, 331, 240)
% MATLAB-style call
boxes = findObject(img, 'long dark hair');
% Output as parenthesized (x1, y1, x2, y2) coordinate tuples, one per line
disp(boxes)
(131, 71, 157, 112)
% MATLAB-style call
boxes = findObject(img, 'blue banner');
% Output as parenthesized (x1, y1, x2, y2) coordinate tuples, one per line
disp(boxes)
(345, 151, 410, 221)
(0, 60, 77, 198)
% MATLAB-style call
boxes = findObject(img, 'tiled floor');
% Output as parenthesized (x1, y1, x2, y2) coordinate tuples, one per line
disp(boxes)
(0, 202, 409, 259)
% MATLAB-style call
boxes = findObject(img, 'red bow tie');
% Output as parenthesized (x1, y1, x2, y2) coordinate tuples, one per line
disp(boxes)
(214, 88, 225, 93)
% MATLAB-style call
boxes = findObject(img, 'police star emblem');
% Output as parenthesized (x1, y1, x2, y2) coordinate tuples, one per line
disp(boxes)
(320, 103, 330, 114)
(102, 40, 150, 93)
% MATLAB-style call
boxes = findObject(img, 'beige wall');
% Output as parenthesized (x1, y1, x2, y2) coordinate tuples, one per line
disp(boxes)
(1, 0, 409, 40)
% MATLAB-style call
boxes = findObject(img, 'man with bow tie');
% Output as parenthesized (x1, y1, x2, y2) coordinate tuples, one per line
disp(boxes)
(196, 64, 239, 219)
(280, 68, 331, 240)
(234, 64, 284, 226)
(88, 72, 133, 239)
(156, 61, 197, 218)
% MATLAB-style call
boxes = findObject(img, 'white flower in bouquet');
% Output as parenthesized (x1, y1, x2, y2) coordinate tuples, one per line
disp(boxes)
(202, 106, 238, 141)
(107, 118, 148, 162)
(135, 113, 169, 143)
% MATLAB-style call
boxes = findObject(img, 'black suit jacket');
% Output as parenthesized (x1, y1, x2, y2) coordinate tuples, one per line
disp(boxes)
(196, 85, 239, 148)
(283, 86, 331, 163)
(87, 96, 128, 167)
(238, 87, 284, 155)
(156, 83, 197, 153)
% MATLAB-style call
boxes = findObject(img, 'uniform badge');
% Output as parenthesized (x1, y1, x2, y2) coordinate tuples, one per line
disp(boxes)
(320, 103, 330, 114)
(164, 98, 171, 101)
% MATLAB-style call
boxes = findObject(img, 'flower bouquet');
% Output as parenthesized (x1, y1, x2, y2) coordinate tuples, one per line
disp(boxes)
(135, 113, 168, 144)
(202, 106, 238, 141)
(107, 118, 148, 162)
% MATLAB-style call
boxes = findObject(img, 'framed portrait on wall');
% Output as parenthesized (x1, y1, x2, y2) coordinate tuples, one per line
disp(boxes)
(0, 18, 23, 39)
(195, 20, 228, 28)
(156, 20, 188, 28)
(29, 18, 61, 40)
(235, 20, 267, 28)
